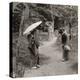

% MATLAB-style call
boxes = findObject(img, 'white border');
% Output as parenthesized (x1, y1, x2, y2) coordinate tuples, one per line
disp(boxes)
(0, 0, 80, 80)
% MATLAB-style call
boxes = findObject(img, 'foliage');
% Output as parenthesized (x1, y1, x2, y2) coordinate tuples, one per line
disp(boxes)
(12, 3, 78, 32)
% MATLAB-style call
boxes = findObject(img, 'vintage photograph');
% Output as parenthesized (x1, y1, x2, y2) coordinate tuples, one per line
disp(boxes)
(10, 2, 78, 78)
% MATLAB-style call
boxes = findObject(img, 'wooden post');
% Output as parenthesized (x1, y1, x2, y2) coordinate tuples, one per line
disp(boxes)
(49, 5, 55, 40)
(50, 5, 54, 33)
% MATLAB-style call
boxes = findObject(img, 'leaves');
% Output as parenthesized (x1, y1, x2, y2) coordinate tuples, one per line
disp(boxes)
(12, 3, 78, 32)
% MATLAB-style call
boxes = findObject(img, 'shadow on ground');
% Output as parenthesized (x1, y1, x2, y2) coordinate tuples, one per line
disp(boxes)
(18, 53, 50, 67)
(39, 54, 50, 65)
(70, 62, 78, 73)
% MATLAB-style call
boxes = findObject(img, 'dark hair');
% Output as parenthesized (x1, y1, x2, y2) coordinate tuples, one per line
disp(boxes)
(27, 34, 31, 40)
(59, 28, 65, 34)
(59, 28, 63, 34)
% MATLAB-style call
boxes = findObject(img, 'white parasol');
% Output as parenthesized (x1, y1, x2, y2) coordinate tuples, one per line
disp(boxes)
(23, 21, 42, 35)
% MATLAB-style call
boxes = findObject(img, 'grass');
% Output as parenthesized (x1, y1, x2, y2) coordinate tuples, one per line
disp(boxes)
(12, 33, 32, 77)
(69, 26, 78, 63)
(69, 27, 78, 73)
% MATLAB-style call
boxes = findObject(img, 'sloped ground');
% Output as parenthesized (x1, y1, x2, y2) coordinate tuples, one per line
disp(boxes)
(24, 36, 77, 77)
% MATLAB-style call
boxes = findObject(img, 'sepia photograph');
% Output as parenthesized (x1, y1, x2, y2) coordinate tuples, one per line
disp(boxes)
(9, 2, 78, 78)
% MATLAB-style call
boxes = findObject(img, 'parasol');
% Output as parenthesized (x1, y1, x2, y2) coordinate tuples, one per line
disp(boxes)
(23, 21, 42, 35)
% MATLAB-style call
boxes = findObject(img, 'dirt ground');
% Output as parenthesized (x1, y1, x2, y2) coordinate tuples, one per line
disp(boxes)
(24, 36, 77, 77)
